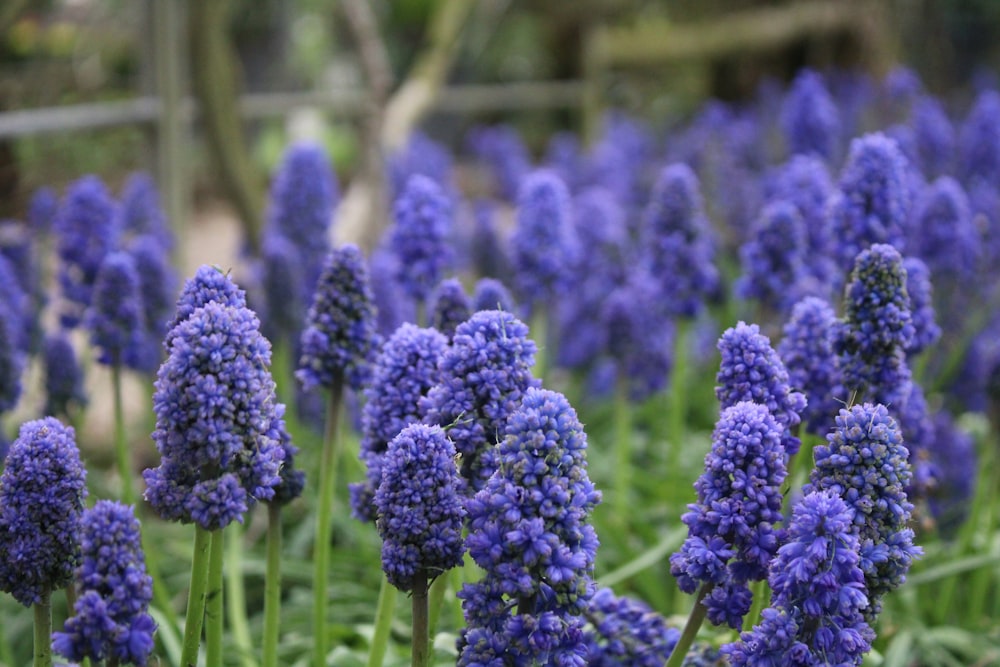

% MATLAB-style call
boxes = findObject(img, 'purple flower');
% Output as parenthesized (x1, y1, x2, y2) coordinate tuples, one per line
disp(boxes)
(259, 232, 307, 344)
(466, 124, 531, 201)
(428, 278, 471, 339)
(0, 298, 24, 414)
(910, 176, 979, 283)
(828, 133, 911, 273)
(780, 69, 841, 161)
(472, 277, 515, 314)
(55, 175, 121, 328)
(777, 297, 844, 434)
(266, 141, 337, 291)
(510, 170, 578, 309)
(911, 95, 955, 178)
(641, 163, 719, 318)
(804, 403, 921, 619)
(716, 322, 806, 455)
(28, 186, 58, 235)
(835, 244, 914, 408)
(52, 500, 156, 666)
(0, 223, 42, 353)
(143, 302, 284, 530)
(723, 491, 873, 667)
(368, 247, 415, 338)
(582, 588, 681, 666)
(352, 324, 448, 522)
(958, 90, 1000, 186)
(375, 424, 465, 591)
(166, 265, 247, 343)
(390, 175, 454, 303)
(85, 251, 146, 369)
(927, 410, 976, 538)
(126, 234, 179, 373)
(297, 245, 379, 392)
(119, 172, 173, 250)
(421, 310, 540, 493)
(268, 403, 305, 506)
(0, 417, 87, 606)
(388, 131, 454, 198)
(670, 402, 788, 629)
(902, 257, 940, 355)
(42, 333, 86, 418)
(468, 200, 512, 283)
(458, 388, 601, 666)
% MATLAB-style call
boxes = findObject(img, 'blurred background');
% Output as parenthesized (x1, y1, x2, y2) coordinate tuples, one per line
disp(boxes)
(1, 0, 999, 246)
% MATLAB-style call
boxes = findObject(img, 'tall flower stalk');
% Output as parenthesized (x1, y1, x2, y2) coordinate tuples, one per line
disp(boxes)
(297, 245, 378, 667)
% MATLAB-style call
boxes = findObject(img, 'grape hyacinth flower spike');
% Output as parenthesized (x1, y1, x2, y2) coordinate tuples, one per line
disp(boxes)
(0, 417, 87, 667)
(458, 388, 601, 666)
(428, 277, 471, 339)
(472, 276, 515, 313)
(53, 500, 156, 667)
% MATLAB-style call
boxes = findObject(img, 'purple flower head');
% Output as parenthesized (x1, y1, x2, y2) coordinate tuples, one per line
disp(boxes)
(544, 131, 583, 192)
(268, 403, 305, 505)
(884, 65, 923, 105)
(582, 588, 681, 666)
(835, 244, 914, 407)
(723, 490, 872, 667)
(780, 69, 841, 161)
(388, 131, 454, 199)
(167, 265, 247, 343)
(0, 253, 29, 354)
(0, 223, 42, 353)
(0, 417, 87, 606)
(641, 163, 719, 318)
(375, 424, 465, 591)
(804, 403, 921, 619)
(143, 302, 284, 530)
(266, 141, 337, 287)
(472, 277, 515, 313)
(0, 299, 24, 414)
(600, 270, 674, 402)
(429, 278, 471, 339)
(42, 333, 87, 418)
(259, 232, 307, 344)
(910, 176, 979, 282)
(28, 186, 58, 235)
(736, 200, 820, 312)
(777, 297, 844, 434)
(368, 247, 415, 338)
(911, 95, 955, 178)
(716, 321, 806, 455)
(927, 410, 976, 538)
(55, 175, 121, 328)
(468, 200, 512, 283)
(352, 324, 448, 522)
(421, 310, 540, 493)
(897, 381, 936, 502)
(828, 133, 911, 273)
(85, 251, 146, 369)
(901, 257, 940, 355)
(127, 234, 179, 373)
(959, 90, 1000, 185)
(119, 172, 172, 250)
(297, 244, 379, 392)
(390, 174, 454, 302)
(52, 501, 156, 666)
(670, 402, 788, 628)
(459, 388, 601, 666)
(466, 124, 531, 201)
(511, 169, 579, 309)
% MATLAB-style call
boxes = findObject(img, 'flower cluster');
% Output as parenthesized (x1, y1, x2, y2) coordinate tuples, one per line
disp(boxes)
(167, 264, 247, 341)
(127, 234, 179, 373)
(0, 298, 24, 415)
(421, 309, 539, 493)
(780, 69, 841, 161)
(352, 324, 448, 522)
(583, 588, 681, 666)
(390, 174, 454, 303)
(119, 171, 172, 249)
(0, 417, 87, 606)
(902, 256, 941, 355)
(428, 277, 471, 339)
(85, 251, 146, 368)
(716, 321, 807, 455)
(723, 491, 873, 667)
(835, 243, 915, 407)
(375, 424, 465, 591)
(144, 301, 284, 530)
(297, 245, 379, 392)
(458, 388, 601, 666)
(670, 401, 788, 629)
(52, 500, 156, 666)
(472, 277, 515, 313)
(736, 200, 816, 313)
(42, 333, 87, 418)
(805, 403, 921, 619)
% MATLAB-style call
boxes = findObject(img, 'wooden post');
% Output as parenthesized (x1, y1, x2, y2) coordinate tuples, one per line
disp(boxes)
(153, 0, 189, 262)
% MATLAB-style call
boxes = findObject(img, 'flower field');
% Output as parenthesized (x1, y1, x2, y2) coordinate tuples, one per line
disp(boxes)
(1, 65, 999, 666)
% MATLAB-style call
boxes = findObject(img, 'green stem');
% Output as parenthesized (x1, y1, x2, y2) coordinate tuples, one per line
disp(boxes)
(416, 299, 427, 329)
(411, 571, 430, 667)
(530, 308, 548, 384)
(263, 503, 283, 667)
(743, 579, 770, 633)
(180, 525, 213, 667)
(667, 320, 690, 481)
(664, 582, 712, 667)
(65, 583, 78, 613)
(613, 372, 632, 526)
(426, 573, 448, 640)
(367, 576, 399, 667)
(33, 589, 52, 667)
(313, 378, 345, 667)
(205, 529, 225, 667)
(111, 362, 135, 506)
(226, 522, 257, 667)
